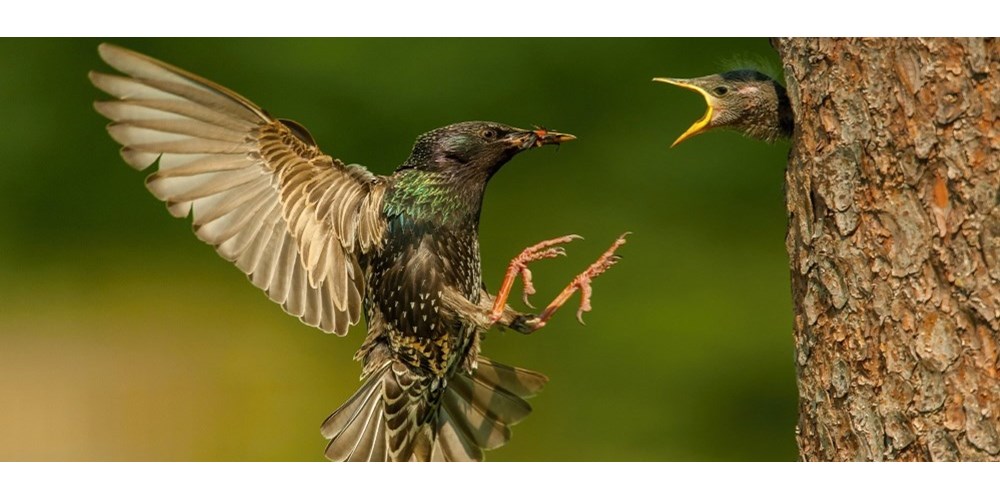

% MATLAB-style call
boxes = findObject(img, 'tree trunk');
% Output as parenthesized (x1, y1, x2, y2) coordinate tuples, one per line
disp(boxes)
(775, 38, 1000, 461)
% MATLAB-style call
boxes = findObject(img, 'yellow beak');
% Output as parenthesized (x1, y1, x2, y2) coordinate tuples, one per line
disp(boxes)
(653, 77, 715, 147)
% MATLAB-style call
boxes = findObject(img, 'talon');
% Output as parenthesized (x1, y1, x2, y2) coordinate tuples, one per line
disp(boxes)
(489, 234, 582, 322)
(520, 267, 536, 308)
(533, 233, 628, 328)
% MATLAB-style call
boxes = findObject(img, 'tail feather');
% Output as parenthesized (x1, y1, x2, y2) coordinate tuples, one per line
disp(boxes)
(320, 363, 385, 439)
(366, 411, 389, 461)
(430, 357, 549, 461)
(448, 372, 531, 424)
(383, 361, 435, 461)
(472, 358, 549, 399)
(321, 357, 548, 462)
(443, 386, 510, 450)
(432, 407, 485, 461)
(408, 428, 434, 462)
(321, 362, 389, 461)
(346, 407, 385, 462)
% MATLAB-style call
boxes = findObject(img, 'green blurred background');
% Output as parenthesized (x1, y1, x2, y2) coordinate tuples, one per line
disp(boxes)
(0, 38, 795, 461)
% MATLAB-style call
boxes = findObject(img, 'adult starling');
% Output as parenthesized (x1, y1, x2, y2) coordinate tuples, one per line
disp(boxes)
(653, 69, 793, 146)
(90, 44, 626, 461)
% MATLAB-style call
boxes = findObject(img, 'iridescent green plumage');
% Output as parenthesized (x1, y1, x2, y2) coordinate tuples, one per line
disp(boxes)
(384, 170, 472, 226)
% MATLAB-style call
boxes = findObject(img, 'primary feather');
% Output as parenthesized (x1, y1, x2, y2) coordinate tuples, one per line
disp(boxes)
(91, 43, 384, 335)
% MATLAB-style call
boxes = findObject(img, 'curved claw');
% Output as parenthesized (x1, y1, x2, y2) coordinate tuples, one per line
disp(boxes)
(520, 267, 537, 309)
(536, 233, 629, 328)
(490, 234, 586, 323)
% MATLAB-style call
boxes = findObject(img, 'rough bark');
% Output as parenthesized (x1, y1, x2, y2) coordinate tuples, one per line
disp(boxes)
(776, 38, 1000, 461)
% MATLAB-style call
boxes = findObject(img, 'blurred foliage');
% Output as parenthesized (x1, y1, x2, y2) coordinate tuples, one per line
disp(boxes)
(0, 38, 796, 461)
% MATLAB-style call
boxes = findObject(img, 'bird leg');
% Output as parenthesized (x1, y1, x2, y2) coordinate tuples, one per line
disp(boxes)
(510, 233, 628, 333)
(488, 234, 582, 323)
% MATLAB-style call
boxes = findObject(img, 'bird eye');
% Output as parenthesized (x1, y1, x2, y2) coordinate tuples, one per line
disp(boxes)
(481, 129, 498, 140)
(713, 86, 729, 97)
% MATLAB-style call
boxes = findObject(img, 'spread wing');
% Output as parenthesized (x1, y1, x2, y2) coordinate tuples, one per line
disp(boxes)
(90, 43, 387, 335)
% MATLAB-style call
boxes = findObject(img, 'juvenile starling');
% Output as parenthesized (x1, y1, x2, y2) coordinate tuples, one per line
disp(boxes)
(90, 44, 626, 461)
(654, 69, 793, 146)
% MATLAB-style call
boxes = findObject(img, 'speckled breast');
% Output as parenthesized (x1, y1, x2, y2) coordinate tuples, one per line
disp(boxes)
(365, 223, 482, 375)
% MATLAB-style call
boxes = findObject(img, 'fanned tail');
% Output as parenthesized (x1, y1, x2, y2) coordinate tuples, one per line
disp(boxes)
(321, 357, 548, 462)
(430, 357, 549, 461)
(320, 362, 391, 462)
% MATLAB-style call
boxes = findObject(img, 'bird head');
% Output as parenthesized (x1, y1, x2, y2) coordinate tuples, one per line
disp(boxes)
(400, 121, 575, 177)
(653, 70, 792, 146)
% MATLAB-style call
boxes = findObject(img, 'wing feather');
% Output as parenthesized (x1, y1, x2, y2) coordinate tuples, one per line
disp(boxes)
(92, 43, 387, 335)
(93, 99, 255, 132)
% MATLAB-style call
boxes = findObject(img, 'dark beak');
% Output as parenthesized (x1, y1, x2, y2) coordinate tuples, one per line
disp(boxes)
(507, 128, 577, 149)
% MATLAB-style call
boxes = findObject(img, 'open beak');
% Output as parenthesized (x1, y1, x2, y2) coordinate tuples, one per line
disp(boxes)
(507, 128, 577, 149)
(653, 77, 714, 147)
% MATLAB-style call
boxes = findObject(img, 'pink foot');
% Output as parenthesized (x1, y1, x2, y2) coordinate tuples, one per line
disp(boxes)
(489, 234, 581, 322)
(532, 232, 629, 329)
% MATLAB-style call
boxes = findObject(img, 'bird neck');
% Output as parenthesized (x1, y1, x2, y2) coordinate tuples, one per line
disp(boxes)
(384, 169, 488, 230)
(745, 80, 794, 142)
